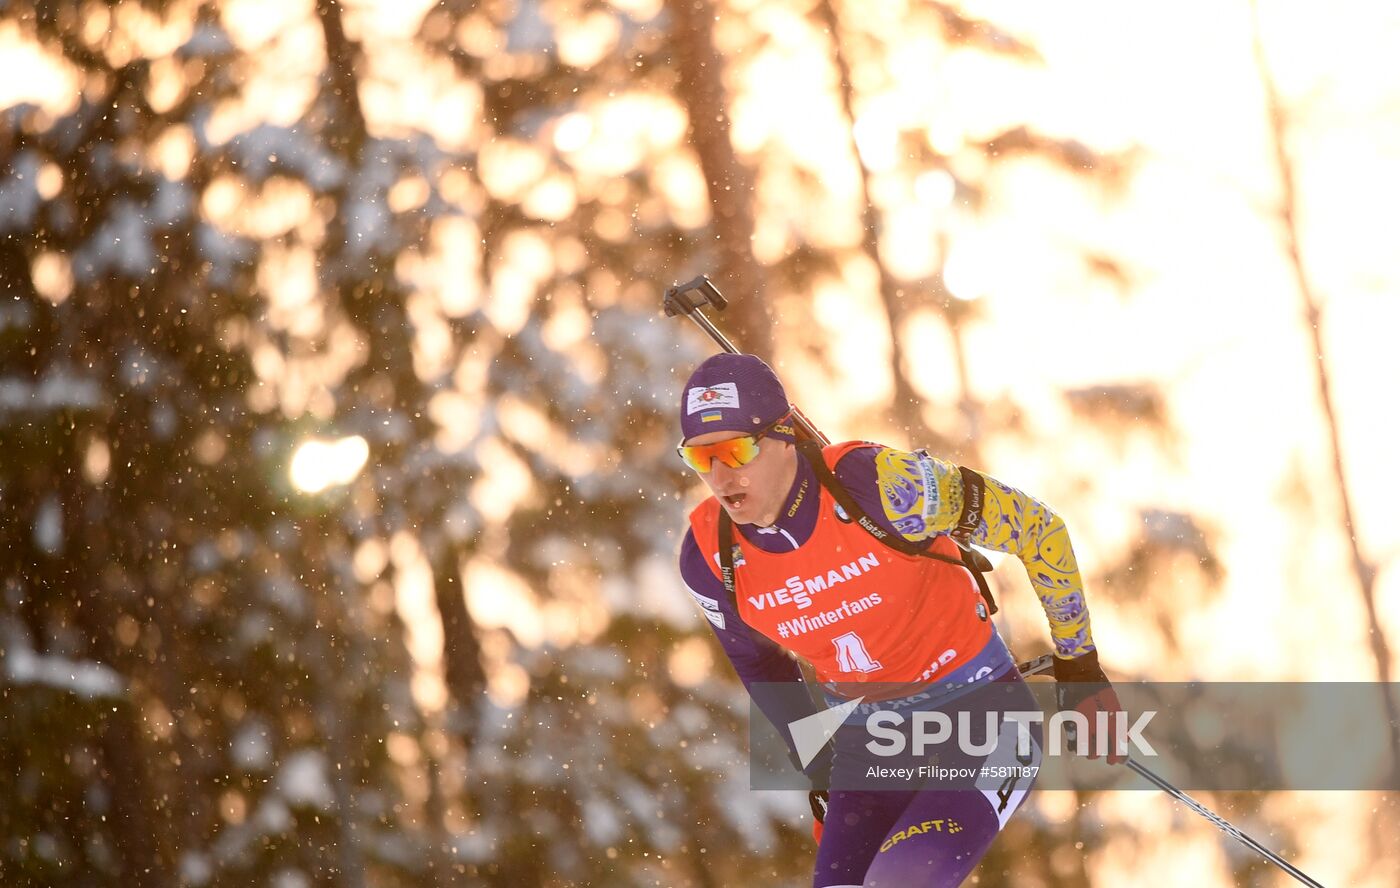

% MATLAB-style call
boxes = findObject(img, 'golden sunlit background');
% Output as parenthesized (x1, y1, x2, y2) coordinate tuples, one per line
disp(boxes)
(2, 0, 1396, 885)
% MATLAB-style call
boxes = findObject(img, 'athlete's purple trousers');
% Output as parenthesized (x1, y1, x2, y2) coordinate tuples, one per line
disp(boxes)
(812, 671, 1041, 887)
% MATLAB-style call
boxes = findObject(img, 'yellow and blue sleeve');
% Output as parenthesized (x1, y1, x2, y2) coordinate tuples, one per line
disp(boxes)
(870, 447, 1096, 659)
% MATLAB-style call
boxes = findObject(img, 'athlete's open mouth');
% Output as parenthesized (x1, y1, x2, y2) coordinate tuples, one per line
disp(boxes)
(723, 493, 748, 508)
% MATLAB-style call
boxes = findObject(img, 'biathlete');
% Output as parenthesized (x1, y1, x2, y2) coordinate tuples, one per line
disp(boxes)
(675, 353, 1124, 888)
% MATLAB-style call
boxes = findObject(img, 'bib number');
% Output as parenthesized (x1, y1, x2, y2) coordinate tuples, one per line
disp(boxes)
(832, 631, 883, 674)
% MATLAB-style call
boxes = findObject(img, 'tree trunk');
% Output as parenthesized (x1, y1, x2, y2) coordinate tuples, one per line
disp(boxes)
(63, 472, 177, 886)
(1250, 1, 1398, 771)
(432, 551, 486, 719)
(667, 0, 772, 356)
(813, 0, 961, 454)
(314, 6, 487, 883)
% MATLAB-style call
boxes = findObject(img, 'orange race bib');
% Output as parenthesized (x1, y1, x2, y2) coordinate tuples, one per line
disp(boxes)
(690, 442, 993, 686)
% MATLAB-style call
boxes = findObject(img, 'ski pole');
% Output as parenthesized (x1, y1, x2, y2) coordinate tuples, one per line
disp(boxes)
(1016, 656, 1326, 887)
(664, 275, 829, 445)
(1122, 758, 1324, 887)
(1017, 654, 1055, 677)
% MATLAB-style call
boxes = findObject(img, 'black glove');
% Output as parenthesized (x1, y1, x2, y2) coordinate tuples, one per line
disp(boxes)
(809, 789, 828, 844)
(1052, 649, 1126, 764)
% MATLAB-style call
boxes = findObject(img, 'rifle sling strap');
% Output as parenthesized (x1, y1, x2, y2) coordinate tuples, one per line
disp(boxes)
(715, 442, 998, 617)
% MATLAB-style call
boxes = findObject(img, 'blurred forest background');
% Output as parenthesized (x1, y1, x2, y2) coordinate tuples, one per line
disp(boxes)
(2, 0, 1398, 885)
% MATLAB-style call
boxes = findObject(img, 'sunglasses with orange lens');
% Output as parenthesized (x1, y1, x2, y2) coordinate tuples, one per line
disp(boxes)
(677, 412, 792, 474)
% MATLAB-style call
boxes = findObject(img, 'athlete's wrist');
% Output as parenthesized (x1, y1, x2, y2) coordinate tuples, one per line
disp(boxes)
(1051, 648, 1107, 684)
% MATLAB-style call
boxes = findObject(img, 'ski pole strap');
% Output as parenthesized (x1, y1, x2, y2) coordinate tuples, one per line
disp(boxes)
(795, 441, 999, 616)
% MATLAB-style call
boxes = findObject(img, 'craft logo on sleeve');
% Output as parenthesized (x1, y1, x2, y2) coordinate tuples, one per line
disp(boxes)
(686, 382, 740, 414)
